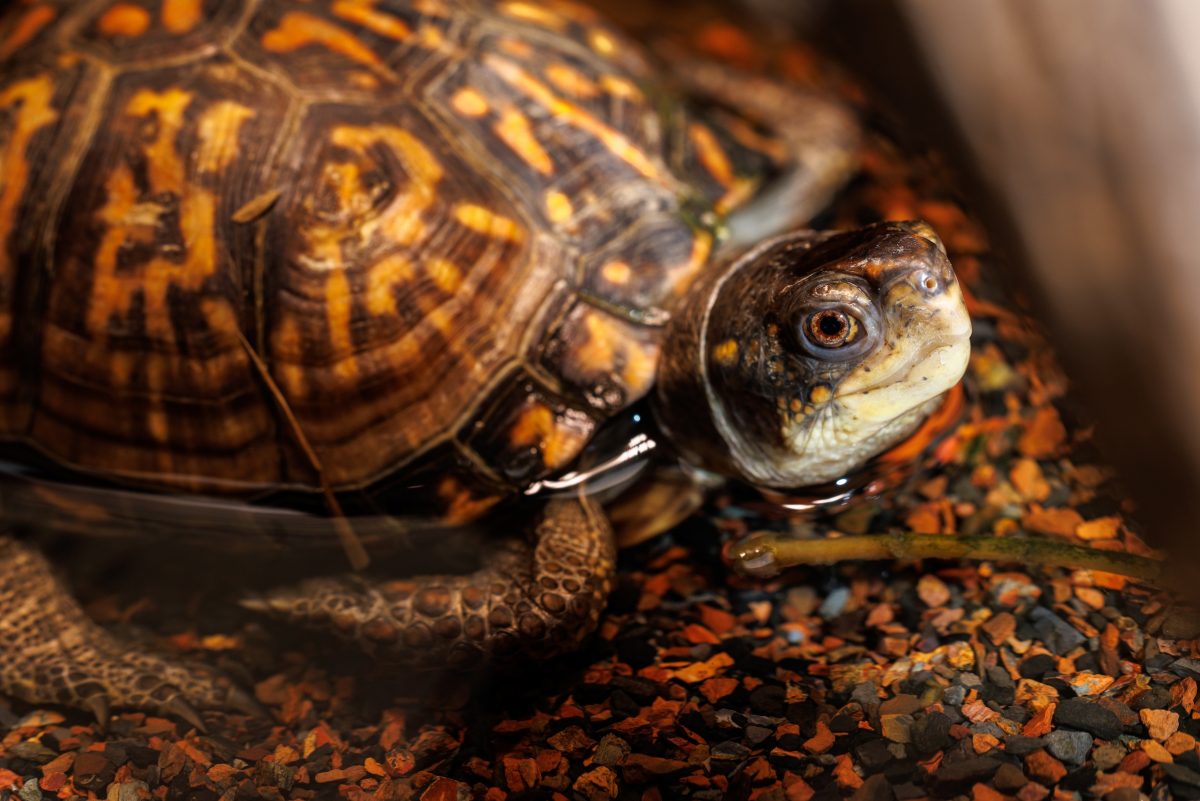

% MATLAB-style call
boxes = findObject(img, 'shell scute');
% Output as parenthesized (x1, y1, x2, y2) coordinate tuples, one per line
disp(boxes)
(461, 368, 597, 485)
(72, 0, 249, 65)
(263, 100, 565, 487)
(234, 0, 461, 98)
(33, 59, 294, 490)
(0, 58, 99, 433)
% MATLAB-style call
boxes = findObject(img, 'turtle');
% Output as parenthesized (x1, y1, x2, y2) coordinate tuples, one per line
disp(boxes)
(0, 0, 971, 726)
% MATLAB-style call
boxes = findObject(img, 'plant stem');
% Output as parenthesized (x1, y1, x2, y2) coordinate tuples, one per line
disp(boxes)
(732, 531, 1168, 585)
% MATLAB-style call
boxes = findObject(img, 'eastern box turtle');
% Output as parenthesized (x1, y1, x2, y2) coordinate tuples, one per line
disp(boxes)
(0, 0, 970, 725)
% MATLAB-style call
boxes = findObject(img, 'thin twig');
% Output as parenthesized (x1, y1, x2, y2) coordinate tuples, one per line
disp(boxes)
(236, 331, 370, 571)
(732, 531, 1168, 586)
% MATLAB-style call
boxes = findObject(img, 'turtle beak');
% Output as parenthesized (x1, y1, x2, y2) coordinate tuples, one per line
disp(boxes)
(837, 261, 971, 423)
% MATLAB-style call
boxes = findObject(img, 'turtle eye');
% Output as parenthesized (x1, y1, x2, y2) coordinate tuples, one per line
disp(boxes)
(914, 270, 940, 294)
(805, 309, 858, 348)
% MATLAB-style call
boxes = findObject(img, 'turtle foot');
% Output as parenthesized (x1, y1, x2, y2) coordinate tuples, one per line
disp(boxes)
(0, 536, 262, 731)
(243, 497, 616, 669)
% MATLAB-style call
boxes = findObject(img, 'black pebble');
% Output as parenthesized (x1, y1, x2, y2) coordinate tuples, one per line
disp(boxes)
(614, 636, 656, 668)
(911, 712, 952, 756)
(854, 738, 894, 773)
(1060, 766, 1098, 792)
(1019, 653, 1057, 679)
(748, 684, 786, 716)
(928, 756, 1001, 796)
(852, 773, 896, 801)
(609, 675, 658, 702)
(609, 689, 640, 717)
(1003, 736, 1045, 756)
(1131, 687, 1174, 711)
(1054, 697, 1123, 740)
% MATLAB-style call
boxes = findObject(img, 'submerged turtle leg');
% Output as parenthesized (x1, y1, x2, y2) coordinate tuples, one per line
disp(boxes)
(664, 48, 861, 244)
(0, 536, 257, 729)
(242, 497, 616, 668)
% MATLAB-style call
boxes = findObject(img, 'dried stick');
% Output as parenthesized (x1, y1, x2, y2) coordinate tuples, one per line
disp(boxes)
(732, 531, 1169, 586)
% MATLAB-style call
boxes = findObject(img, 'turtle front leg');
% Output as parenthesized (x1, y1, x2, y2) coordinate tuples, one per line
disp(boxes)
(0, 536, 258, 730)
(242, 497, 616, 669)
(664, 45, 860, 245)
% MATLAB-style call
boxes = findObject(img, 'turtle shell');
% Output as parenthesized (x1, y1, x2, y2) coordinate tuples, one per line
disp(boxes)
(0, 0, 720, 522)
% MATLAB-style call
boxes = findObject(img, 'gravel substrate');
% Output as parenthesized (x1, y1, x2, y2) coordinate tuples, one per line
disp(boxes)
(3, 17, 1195, 801)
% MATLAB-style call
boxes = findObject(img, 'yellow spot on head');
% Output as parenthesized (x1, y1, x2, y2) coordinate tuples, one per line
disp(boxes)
(589, 29, 616, 55)
(545, 190, 573, 224)
(453, 203, 525, 242)
(494, 108, 553, 176)
(810, 384, 832, 405)
(789, 398, 803, 413)
(161, 0, 202, 34)
(98, 3, 150, 37)
(600, 261, 631, 286)
(451, 87, 489, 117)
(427, 258, 462, 293)
(712, 339, 738, 366)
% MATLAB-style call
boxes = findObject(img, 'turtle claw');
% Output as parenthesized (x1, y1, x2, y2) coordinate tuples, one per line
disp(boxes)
(163, 695, 207, 734)
(84, 694, 112, 731)
(225, 685, 269, 719)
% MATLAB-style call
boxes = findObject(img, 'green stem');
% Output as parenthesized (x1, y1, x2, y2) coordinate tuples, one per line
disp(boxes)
(732, 531, 1168, 585)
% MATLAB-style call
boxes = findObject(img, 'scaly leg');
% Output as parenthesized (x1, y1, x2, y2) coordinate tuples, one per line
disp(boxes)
(0, 536, 258, 730)
(664, 43, 861, 245)
(242, 498, 616, 669)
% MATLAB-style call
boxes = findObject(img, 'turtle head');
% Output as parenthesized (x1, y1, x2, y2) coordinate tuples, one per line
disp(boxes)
(655, 221, 971, 489)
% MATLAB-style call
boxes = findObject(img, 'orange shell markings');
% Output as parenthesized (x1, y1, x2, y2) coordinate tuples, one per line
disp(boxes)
(261, 11, 383, 70)
(0, 75, 59, 348)
(97, 3, 151, 38)
(0, 5, 55, 59)
(161, 0, 203, 34)
(331, 0, 412, 41)
(509, 403, 590, 471)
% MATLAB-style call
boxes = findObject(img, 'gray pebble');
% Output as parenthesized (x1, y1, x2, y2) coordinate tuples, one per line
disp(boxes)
(942, 685, 966, 706)
(819, 587, 850, 618)
(1045, 729, 1094, 764)
(1092, 742, 1126, 771)
(1031, 606, 1087, 654)
(17, 778, 42, 801)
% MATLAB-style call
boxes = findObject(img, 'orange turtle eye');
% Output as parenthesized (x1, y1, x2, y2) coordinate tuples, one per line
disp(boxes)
(806, 309, 857, 348)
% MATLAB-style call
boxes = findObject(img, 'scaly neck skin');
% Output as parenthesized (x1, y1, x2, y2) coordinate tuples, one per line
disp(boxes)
(652, 234, 805, 484)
